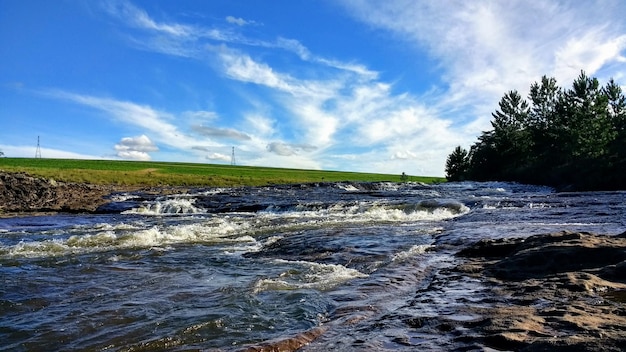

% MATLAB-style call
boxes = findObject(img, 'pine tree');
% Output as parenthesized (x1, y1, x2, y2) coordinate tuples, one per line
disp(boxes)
(445, 146, 470, 181)
(446, 72, 625, 190)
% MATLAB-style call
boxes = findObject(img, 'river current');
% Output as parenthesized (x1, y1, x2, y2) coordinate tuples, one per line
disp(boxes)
(1, 181, 624, 351)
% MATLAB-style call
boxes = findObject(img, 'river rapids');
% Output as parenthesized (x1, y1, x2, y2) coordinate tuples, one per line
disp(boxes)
(1, 181, 624, 351)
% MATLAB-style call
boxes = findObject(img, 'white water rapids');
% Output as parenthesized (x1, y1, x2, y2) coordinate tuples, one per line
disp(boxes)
(0, 181, 624, 351)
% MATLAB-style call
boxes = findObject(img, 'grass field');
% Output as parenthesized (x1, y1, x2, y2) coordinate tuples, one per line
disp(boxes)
(0, 158, 445, 187)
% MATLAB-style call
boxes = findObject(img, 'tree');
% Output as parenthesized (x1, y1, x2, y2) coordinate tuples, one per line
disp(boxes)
(525, 75, 565, 182)
(445, 146, 470, 181)
(489, 90, 531, 180)
(604, 78, 626, 188)
(445, 71, 625, 190)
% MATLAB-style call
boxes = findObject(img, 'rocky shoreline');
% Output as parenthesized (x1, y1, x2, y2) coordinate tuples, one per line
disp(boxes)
(0, 172, 128, 215)
(455, 231, 626, 351)
(0, 172, 192, 216)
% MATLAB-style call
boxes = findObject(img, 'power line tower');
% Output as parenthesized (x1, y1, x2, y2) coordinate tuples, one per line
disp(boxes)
(35, 136, 42, 158)
(230, 147, 236, 166)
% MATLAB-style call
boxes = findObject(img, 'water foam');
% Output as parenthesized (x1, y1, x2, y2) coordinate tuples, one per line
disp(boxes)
(336, 184, 359, 192)
(392, 244, 433, 262)
(0, 217, 257, 258)
(122, 197, 205, 215)
(253, 259, 368, 293)
(261, 200, 469, 224)
(108, 193, 140, 202)
(1, 198, 468, 259)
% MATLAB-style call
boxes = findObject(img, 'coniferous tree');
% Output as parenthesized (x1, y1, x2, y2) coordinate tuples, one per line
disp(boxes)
(445, 146, 470, 181)
(489, 90, 531, 180)
(526, 76, 564, 183)
(604, 79, 626, 188)
(445, 72, 625, 190)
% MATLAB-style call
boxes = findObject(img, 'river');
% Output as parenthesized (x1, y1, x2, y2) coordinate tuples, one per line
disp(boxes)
(1, 181, 624, 351)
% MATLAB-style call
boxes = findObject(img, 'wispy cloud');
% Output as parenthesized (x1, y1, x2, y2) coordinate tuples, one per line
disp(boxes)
(103, 0, 377, 75)
(226, 16, 257, 27)
(97, 1, 467, 174)
(338, 0, 626, 131)
(41, 89, 223, 154)
(266, 142, 317, 156)
(83, 1, 625, 176)
(103, 0, 194, 37)
(182, 110, 218, 122)
(45, 90, 179, 138)
(192, 125, 251, 141)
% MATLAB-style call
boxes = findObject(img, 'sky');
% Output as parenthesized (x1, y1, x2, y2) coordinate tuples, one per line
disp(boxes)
(1, 1, 626, 177)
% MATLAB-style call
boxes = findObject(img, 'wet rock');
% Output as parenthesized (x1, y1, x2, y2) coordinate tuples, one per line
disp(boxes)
(460, 231, 626, 282)
(456, 231, 626, 351)
(242, 326, 327, 352)
(457, 237, 523, 258)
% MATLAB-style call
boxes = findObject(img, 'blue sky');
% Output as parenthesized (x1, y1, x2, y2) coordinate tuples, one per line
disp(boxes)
(1, 1, 626, 176)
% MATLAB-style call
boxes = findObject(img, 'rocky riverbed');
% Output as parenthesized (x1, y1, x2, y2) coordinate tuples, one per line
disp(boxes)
(1, 172, 624, 350)
(455, 231, 626, 351)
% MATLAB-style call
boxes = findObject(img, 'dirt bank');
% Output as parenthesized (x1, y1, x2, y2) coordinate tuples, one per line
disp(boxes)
(457, 231, 626, 351)
(0, 172, 130, 214)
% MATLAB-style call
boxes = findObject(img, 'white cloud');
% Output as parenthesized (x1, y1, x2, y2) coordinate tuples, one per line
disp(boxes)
(47, 90, 177, 135)
(114, 135, 158, 160)
(215, 45, 463, 175)
(115, 150, 149, 161)
(91, 1, 626, 177)
(391, 150, 417, 160)
(554, 29, 626, 81)
(219, 49, 295, 92)
(244, 114, 276, 137)
(104, 1, 375, 76)
(44, 90, 222, 152)
(339, 0, 626, 133)
(226, 16, 255, 27)
(218, 49, 343, 147)
(221, 52, 338, 101)
(103, 0, 193, 37)
(183, 110, 218, 121)
(206, 152, 231, 162)
(276, 37, 311, 61)
(115, 135, 159, 152)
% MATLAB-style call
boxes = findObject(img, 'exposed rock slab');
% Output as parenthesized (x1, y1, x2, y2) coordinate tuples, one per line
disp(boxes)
(457, 231, 626, 351)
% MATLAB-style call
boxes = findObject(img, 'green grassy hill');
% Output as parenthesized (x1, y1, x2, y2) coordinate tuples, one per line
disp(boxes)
(0, 158, 444, 187)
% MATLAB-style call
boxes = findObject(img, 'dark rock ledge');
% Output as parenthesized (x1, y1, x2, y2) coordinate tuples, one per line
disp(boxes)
(0, 172, 135, 215)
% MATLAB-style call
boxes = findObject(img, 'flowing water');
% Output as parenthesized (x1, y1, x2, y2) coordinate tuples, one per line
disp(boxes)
(1, 181, 624, 351)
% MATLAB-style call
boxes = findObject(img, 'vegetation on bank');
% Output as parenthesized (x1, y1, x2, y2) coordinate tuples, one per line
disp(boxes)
(0, 158, 444, 187)
(446, 71, 626, 190)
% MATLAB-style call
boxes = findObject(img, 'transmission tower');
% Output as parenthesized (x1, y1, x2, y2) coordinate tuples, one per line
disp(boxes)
(230, 147, 236, 166)
(35, 136, 42, 158)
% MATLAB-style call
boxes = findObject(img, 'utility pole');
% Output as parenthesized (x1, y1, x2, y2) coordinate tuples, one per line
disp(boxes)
(35, 136, 42, 158)
(230, 146, 236, 166)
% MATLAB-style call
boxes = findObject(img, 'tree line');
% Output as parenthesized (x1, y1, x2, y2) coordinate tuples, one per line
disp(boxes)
(445, 71, 626, 190)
